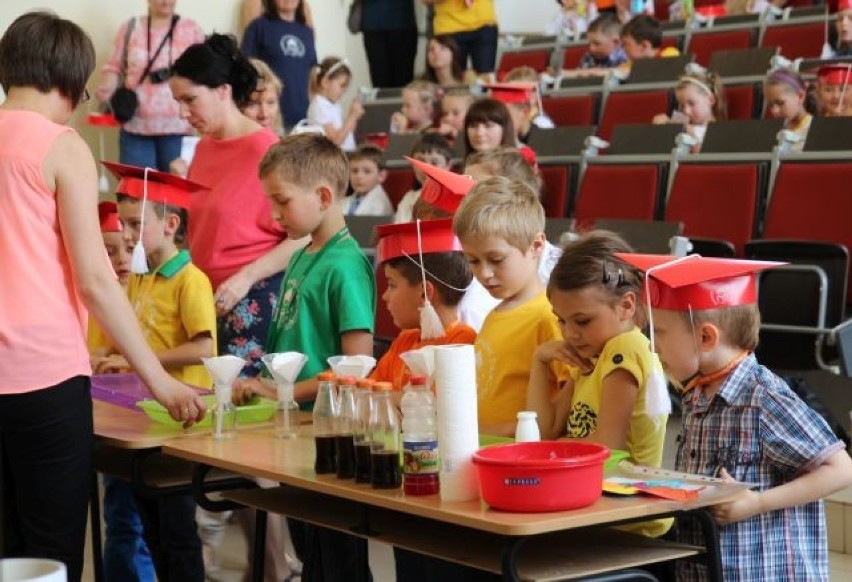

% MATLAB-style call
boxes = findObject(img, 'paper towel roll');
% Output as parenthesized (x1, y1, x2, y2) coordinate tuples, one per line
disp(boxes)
(434, 344, 480, 502)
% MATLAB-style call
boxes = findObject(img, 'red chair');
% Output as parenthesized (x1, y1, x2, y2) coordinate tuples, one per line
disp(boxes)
(383, 168, 416, 209)
(687, 29, 754, 66)
(665, 163, 760, 255)
(724, 84, 758, 120)
(539, 165, 570, 218)
(561, 45, 587, 70)
(573, 165, 661, 229)
(542, 94, 597, 127)
(373, 266, 399, 341)
(497, 49, 551, 80)
(760, 22, 825, 60)
(597, 90, 671, 141)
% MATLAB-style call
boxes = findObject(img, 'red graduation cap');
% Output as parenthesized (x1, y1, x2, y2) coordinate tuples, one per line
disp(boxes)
(101, 161, 207, 210)
(614, 254, 785, 311)
(98, 201, 122, 233)
(816, 64, 852, 86)
(86, 112, 120, 127)
(485, 82, 537, 105)
(406, 157, 476, 214)
(840, 0, 852, 11)
(376, 218, 462, 264)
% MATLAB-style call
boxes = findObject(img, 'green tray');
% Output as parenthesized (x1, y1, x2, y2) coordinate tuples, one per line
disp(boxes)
(478, 434, 514, 447)
(136, 395, 276, 428)
(604, 449, 630, 472)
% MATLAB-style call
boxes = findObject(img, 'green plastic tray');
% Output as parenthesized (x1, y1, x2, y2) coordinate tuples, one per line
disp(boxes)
(136, 395, 276, 428)
(604, 449, 630, 472)
(478, 434, 514, 447)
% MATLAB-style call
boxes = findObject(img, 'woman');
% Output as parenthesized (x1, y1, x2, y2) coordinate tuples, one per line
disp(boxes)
(422, 35, 467, 86)
(95, 0, 204, 171)
(421, 0, 499, 77)
(0, 12, 203, 581)
(361, 0, 419, 88)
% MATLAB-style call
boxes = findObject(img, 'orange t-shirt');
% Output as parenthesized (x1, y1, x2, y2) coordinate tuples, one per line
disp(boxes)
(370, 322, 477, 390)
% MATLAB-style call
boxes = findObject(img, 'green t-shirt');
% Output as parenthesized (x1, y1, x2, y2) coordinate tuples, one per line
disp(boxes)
(267, 228, 375, 385)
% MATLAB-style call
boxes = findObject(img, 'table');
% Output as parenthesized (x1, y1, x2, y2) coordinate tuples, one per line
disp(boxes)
(163, 427, 737, 581)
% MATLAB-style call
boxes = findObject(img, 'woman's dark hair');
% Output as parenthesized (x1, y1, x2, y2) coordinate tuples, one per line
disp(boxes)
(262, 0, 308, 24)
(423, 35, 464, 85)
(463, 98, 516, 157)
(0, 11, 95, 105)
(171, 34, 258, 109)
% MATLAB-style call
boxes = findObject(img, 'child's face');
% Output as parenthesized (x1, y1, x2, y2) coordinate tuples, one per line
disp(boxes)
(651, 309, 701, 386)
(675, 85, 715, 125)
(560, 0, 578, 9)
(460, 234, 541, 302)
(349, 159, 384, 195)
(401, 89, 432, 128)
(102, 231, 131, 286)
(441, 96, 471, 133)
(818, 82, 851, 116)
(412, 151, 450, 184)
(262, 173, 325, 239)
(117, 200, 167, 259)
(837, 10, 852, 44)
(587, 31, 620, 61)
(243, 85, 280, 130)
(427, 39, 454, 70)
(765, 84, 805, 124)
(466, 120, 504, 153)
(621, 35, 655, 61)
(321, 73, 351, 103)
(549, 286, 635, 359)
(382, 265, 423, 330)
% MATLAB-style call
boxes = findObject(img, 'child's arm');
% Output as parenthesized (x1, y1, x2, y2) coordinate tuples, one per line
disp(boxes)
(321, 100, 364, 146)
(527, 341, 577, 439)
(711, 449, 852, 525)
(586, 368, 638, 450)
(94, 333, 215, 374)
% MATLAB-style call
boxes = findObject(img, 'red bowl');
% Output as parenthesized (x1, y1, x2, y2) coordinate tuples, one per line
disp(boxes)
(472, 441, 609, 512)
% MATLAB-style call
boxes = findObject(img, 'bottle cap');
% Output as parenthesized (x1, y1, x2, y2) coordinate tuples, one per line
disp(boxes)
(409, 375, 428, 386)
(317, 372, 336, 381)
(356, 379, 375, 389)
(517, 411, 538, 419)
(374, 382, 393, 392)
(338, 376, 357, 386)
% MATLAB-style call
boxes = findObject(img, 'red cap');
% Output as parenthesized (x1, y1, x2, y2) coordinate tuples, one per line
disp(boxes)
(840, 0, 852, 11)
(485, 82, 537, 105)
(406, 156, 475, 214)
(317, 372, 336, 381)
(376, 218, 462, 263)
(98, 201, 122, 233)
(409, 375, 427, 385)
(338, 376, 358, 386)
(816, 64, 852, 86)
(86, 112, 120, 127)
(615, 254, 785, 311)
(102, 161, 207, 210)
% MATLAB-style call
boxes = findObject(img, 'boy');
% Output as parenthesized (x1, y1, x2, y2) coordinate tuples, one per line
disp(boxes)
(343, 144, 394, 216)
(568, 13, 627, 77)
(619, 253, 852, 581)
(502, 67, 555, 135)
(485, 81, 551, 144)
(618, 14, 680, 77)
(395, 134, 454, 223)
(453, 176, 562, 436)
(391, 79, 437, 134)
(816, 64, 852, 117)
(103, 161, 217, 582)
(371, 218, 476, 389)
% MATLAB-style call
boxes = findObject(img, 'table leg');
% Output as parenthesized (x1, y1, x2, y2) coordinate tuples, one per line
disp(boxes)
(500, 536, 527, 582)
(251, 509, 267, 582)
(689, 508, 723, 582)
(89, 472, 104, 582)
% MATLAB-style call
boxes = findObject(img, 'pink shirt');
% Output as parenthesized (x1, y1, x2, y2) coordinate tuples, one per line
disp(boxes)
(100, 16, 204, 135)
(187, 129, 285, 290)
(0, 111, 91, 393)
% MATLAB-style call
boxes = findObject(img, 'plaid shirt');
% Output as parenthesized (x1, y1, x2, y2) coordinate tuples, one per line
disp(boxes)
(675, 354, 843, 581)
(578, 47, 627, 70)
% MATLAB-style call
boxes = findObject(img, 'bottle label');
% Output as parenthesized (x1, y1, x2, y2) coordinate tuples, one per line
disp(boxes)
(403, 439, 439, 475)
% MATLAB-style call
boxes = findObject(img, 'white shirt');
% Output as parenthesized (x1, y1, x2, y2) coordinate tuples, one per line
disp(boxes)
(307, 94, 355, 152)
(342, 184, 393, 216)
(394, 189, 420, 223)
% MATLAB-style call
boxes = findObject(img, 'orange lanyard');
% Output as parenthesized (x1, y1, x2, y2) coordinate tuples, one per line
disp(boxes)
(686, 351, 750, 403)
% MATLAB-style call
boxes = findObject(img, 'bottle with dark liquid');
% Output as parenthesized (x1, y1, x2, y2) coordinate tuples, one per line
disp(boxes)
(369, 382, 401, 489)
(335, 377, 357, 479)
(313, 372, 339, 474)
(353, 379, 374, 483)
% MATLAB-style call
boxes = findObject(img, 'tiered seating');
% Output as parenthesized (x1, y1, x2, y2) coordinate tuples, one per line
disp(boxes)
(528, 125, 595, 217)
(597, 89, 672, 140)
(760, 20, 826, 60)
(496, 46, 553, 80)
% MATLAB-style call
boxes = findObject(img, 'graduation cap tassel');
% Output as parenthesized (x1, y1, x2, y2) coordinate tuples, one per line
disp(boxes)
(98, 133, 110, 193)
(416, 219, 446, 341)
(130, 167, 151, 274)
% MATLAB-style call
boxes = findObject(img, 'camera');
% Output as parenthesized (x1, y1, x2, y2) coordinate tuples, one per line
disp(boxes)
(149, 68, 171, 84)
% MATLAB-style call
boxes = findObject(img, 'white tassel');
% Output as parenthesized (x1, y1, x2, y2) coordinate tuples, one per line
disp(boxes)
(130, 167, 151, 274)
(415, 219, 445, 340)
(98, 133, 110, 193)
(645, 365, 671, 421)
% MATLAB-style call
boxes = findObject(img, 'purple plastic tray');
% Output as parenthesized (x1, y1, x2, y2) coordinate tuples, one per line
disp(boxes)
(91, 373, 205, 410)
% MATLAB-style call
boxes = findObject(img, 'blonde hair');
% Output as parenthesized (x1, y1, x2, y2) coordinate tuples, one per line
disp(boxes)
(676, 69, 728, 121)
(404, 80, 438, 112)
(442, 87, 475, 106)
(250, 58, 283, 96)
(683, 305, 761, 351)
(452, 176, 545, 251)
(464, 148, 542, 194)
(503, 66, 538, 83)
(310, 56, 352, 96)
(259, 134, 349, 199)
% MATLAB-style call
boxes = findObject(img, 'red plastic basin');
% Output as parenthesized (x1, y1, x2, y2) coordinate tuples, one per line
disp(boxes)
(472, 441, 609, 512)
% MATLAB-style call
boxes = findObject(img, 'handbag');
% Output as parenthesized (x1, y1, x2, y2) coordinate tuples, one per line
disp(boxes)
(347, 0, 363, 35)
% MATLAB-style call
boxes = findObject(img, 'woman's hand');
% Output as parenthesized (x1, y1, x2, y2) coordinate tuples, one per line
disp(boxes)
(214, 270, 254, 315)
(147, 375, 207, 428)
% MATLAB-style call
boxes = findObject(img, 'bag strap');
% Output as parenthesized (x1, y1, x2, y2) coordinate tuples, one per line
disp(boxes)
(118, 17, 136, 87)
(135, 15, 179, 87)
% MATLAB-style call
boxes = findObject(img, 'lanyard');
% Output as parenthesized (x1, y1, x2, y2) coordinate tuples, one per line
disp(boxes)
(686, 351, 750, 404)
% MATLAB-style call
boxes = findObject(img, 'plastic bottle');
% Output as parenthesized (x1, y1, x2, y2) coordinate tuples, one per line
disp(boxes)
(369, 382, 402, 489)
(335, 377, 357, 479)
(401, 376, 440, 495)
(353, 379, 374, 483)
(273, 383, 300, 439)
(212, 389, 237, 440)
(313, 372, 339, 474)
(515, 411, 541, 442)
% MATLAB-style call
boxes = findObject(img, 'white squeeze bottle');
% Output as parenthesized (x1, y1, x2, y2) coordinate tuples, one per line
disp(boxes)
(515, 411, 541, 442)
(401, 375, 440, 495)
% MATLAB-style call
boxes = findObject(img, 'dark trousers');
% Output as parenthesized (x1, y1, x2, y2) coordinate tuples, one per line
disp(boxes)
(449, 25, 499, 74)
(289, 519, 371, 582)
(363, 29, 419, 88)
(133, 492, 204, 582)
(0, 376, 93, 582)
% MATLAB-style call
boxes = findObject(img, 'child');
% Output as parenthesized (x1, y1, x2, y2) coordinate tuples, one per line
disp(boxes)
(245, 58, 285, 135)
(370, 219, 476, 390)
(104, 162, 217, 582)
(835, 0, 852, 57)
(437, 87, 475, 142)
(391, 79, 438, 134)
(343, 144, 394, 216)
(765, 69, 813, 150)
(653, 65, 727, 151)
(307, 56, 364, 151)
(453, 176, 562, 436)
(463, 98, 536, 168)
(526, 231, 671, 538)
(546, 0, 598, 39)
(816, 64, 852, 118)
(485, 83, 546, 158)
(503, 66, 555, 134)
(617, 14, 680, 78)
(464, 148, 540, 193)
(567, 13, 628, 77)
(619, 253, 852, 580)
(395, 133, 454, 223)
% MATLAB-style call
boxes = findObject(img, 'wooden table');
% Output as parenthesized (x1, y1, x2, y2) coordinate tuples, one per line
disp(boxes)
(163, 427, 736, 581)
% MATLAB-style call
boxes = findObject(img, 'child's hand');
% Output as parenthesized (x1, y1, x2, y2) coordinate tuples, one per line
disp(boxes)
(709, 468, 763, 525)
(349, 99, 365, 120)
(232, 377, 275, 404)
(390, 111, 407, 133)
(535, 340, 593, 373)
(652, 113, 671, 125)
(95, 354, 131, 374)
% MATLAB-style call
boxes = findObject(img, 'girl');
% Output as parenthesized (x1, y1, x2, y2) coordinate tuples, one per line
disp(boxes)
(526, 230, 670, 537)
(816, 64, 852, 118)
(422, 35, 466, 86)
(245, 58, 284, 134)
(463, 98, 537, 167)
(307, 57, 363, 151)
(764, 69, 813, 150)
(396, 133, 454, 223)
(437, 87, 475, 142)
(391, 80, 438, 133)
(653, 65, 727, 151)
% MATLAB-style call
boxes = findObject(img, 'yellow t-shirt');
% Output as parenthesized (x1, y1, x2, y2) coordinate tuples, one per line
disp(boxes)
(562, 326, 670, 538)
(434, 0, 497, 36)
(87, 319, 112, 357)
(127, 250, 216, 388)
(476, 292, 561, 428)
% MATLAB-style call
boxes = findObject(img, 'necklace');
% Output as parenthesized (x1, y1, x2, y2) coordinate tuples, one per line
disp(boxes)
(686, 351, 750, 403)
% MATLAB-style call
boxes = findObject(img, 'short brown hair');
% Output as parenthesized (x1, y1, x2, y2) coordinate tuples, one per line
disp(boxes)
(0, 11, 95, 105)
(259, 134, 349, 198)
(464, 148, 541, 194)
(384, 252, 473, 307)
(116, 194, 188, 245)
(620, 14, 663, 48)
(685, 305, 761, 351)
(463, 98, 516, 157)
(348, 144, 385, 171)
